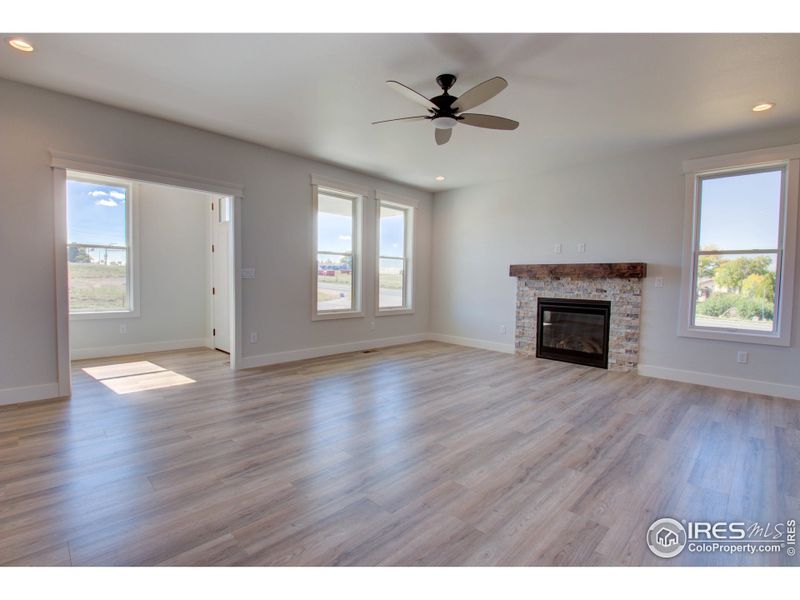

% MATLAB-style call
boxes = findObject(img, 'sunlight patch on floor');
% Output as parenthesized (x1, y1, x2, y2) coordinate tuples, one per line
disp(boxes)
(82, 361, 165, 380)
(82, 360, 195, 395)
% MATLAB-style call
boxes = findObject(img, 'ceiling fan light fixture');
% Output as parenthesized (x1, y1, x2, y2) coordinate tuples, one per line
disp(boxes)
(752, 102, 775, 112)
(432, 116, 457, 130)
(435, 176, 446, 182)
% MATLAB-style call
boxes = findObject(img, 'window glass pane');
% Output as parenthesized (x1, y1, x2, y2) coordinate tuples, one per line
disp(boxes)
(379, 258, 404, 309)
(317, 253, 353, 311)
(699, 169, 782, 251)
(379, 205, 405, 257)
(694, 252, 777, 332)
(318, 193, 353, 253)
(67, 180, 127, 245)
(69, 247, 129, 311)
(67, 178, 130, 313)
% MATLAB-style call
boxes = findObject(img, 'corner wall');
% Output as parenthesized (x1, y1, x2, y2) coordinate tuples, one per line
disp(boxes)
(430, 125, 800, 399)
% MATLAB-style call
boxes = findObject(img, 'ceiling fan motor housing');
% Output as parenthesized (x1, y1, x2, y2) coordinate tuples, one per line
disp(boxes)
(431, 74, 460, 117)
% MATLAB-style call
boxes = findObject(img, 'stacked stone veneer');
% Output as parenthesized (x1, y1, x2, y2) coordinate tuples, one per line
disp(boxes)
(515, 276, 642, 371)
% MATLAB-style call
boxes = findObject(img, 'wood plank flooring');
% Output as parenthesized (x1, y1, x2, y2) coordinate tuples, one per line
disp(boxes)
(1, 342, 798, 566)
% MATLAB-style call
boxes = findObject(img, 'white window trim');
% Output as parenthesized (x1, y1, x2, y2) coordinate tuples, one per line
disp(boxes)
(311, 178, 365, 321)
(68, 172, 141, 320)
(678, 144, 800, 346)
(375, 191, 416, 316)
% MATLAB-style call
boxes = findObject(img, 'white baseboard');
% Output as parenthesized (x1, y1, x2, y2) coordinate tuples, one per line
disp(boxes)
(427, 332, 515, 354)
(0, 382, 61, 406)
(637, 364, 800, 401)
(70, 338, 210, 360)
(240, 333, 430, 369)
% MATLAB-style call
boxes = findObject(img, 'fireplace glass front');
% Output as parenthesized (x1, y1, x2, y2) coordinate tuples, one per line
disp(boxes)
(536, 298, 611, 368)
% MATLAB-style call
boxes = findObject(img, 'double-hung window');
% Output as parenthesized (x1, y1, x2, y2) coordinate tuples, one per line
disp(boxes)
(679, 146, 799, 345)
(67, 173, 137, 318)
(376, 193, 415, 314)
(312, 178, 364, 319)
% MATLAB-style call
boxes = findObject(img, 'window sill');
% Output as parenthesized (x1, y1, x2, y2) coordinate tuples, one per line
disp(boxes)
(312, 310, 364, 322)
(376, 307, 415, 317)
(70, 310, 139, 321)
(678, 325, 790, 347)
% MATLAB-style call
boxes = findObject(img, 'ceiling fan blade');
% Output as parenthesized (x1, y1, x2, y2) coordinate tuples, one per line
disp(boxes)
(372, 116, 428, 125)
(435, 128, 452, 145)
(386, 81, 437, 111)
(453, 76, 508, 113)
(460, 113, 519, 130)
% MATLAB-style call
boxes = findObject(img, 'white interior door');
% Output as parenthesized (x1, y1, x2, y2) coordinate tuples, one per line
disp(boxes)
(212, 196, 231, 353)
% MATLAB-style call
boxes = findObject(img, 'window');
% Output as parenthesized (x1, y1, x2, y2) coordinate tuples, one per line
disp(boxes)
(67, 173, 137, 317)
(377, 198, 414, 314)
(312, 179, 364, 319)
(680, 146, 799, 345)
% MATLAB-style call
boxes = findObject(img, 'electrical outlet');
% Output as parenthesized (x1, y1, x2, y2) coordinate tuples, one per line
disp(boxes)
(240, 268, 256, 279)
(554, 243, 562, 254)
(249, 332, 258, 344)
(499, 325, 507, 335)
(119, 324, 127, 334)
(737, 351, 748, 364)
(654, 277, 664, 288)
(577, 243, 586, 253)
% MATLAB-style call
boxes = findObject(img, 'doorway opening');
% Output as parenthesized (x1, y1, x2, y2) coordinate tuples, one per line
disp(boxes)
(52, 153, 242, 398)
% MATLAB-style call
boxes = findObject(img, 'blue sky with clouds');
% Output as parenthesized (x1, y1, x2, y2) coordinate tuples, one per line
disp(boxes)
(67, 180, 127, 245)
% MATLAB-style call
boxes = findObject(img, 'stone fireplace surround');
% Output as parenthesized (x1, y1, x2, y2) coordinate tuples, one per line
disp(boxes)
(509, 263, 646, 372)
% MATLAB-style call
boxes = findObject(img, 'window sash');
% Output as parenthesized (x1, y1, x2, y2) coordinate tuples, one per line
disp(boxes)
(67, 175, 135, 315)
(316, 252, 355, 313)
(689, 165, 787, 335)
(312, 184, 362, 318)
(377, 201, 412, 312)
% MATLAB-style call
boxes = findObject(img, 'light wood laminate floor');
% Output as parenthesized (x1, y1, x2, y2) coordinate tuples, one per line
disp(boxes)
(1, 342, 798, 566)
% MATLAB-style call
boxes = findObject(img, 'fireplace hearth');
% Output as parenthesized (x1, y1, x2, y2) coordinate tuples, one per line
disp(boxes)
(536, 298, 610, 368)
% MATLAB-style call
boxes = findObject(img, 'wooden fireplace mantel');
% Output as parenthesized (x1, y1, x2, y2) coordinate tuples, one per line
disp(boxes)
(509, 262, 647, 279)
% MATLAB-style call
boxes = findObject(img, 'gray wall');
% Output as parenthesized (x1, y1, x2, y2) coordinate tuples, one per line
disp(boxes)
(0, 77, 432, 395)
(69, 182, 212, 358)
(430, 124, 800, 393)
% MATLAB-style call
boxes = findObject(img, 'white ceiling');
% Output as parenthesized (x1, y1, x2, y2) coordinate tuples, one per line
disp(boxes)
(1, 33, 799, 191)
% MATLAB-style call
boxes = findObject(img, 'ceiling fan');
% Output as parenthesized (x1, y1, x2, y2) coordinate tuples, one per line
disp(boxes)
(372, 73, 519, 145)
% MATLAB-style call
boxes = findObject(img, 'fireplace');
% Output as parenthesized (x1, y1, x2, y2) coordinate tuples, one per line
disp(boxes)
(510, 263, 645, 371)
(536, 298, 611, 369)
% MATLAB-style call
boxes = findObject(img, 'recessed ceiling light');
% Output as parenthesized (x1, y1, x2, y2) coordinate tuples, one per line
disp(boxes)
(752, 102, 775, 112)
(7, 38, 34, 52)
(435, 175, 446, 182)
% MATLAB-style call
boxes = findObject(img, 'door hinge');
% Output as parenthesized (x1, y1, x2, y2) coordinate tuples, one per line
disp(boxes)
(213, 328, 216, 336)
(211, 244, 215, 253)
(211, 202, 214, 210)
(212, 287, 216, 295)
